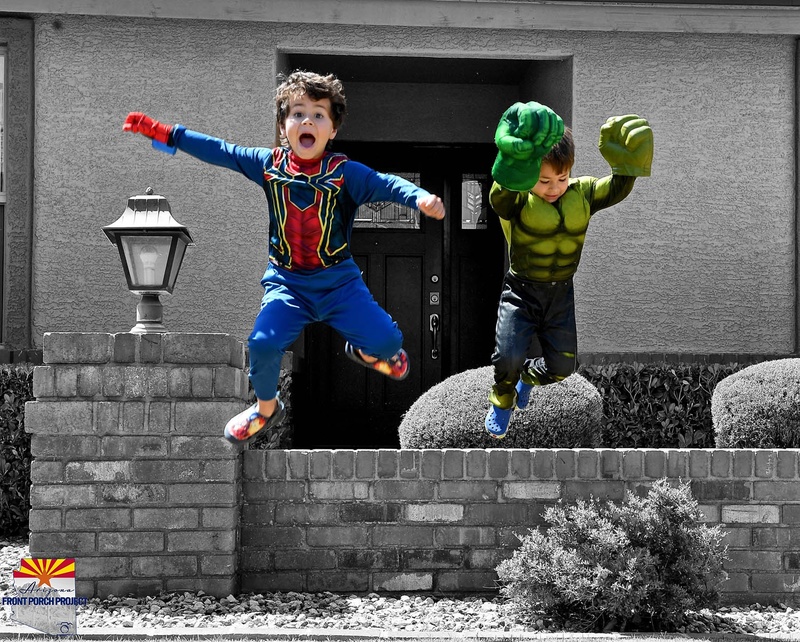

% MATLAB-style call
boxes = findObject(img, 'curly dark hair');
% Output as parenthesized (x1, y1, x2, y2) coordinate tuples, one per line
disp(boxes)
(275, 70, 347, 131)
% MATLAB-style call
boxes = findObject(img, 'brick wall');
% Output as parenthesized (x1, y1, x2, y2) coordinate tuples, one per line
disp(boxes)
(24, 332, 800, 604)
(25, 332, 248, 597)
(241, 448, 800, 605)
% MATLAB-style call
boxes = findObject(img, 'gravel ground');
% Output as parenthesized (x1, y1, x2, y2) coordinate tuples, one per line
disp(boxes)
(0, 538, 798, 638)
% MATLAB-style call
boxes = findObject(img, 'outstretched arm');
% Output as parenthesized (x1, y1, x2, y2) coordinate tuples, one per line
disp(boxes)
(344, 162, 446, 221)
(491, 101, 564, 192)
(598, 114, 653, 177)
(123, 112, 270, 184)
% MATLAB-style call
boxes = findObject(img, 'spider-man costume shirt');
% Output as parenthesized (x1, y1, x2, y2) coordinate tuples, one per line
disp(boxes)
(172, 126, 429, 273)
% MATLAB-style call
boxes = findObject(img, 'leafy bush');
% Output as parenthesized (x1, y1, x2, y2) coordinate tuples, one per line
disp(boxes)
(0, 364, 34, 536)
(496, 479, 727, 632)
(398, 366, 602, 448)
(712, 358, 800, 448)
(579, 362, 742, 448)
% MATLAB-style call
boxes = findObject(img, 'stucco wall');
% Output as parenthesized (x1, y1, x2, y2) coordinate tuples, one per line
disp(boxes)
(0, 18, 33, 351)
(29, 14, 796, 354)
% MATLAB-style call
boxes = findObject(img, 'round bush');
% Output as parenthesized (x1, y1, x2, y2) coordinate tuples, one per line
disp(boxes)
(496, 479, 727, 632)
(398, 366, 602, 448)
(712, 358, 800, 448)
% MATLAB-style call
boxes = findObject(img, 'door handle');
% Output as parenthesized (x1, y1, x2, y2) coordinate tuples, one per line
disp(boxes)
(429, 313, 440, 360)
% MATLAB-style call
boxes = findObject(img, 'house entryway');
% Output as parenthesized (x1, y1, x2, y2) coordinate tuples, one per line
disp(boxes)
(280, 52, 573, 447)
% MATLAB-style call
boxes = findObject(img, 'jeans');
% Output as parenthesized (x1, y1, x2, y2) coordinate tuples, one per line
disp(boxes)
(489, 271, 578, 408)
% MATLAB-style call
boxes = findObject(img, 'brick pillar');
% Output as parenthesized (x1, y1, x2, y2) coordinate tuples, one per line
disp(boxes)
(24, 332, 248, 598)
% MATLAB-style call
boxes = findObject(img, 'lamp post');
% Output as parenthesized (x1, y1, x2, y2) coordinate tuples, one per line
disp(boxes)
(103, 187, 194, 333)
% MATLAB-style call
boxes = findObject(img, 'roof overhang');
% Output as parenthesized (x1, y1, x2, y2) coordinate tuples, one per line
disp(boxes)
(2, 0, 800, 35)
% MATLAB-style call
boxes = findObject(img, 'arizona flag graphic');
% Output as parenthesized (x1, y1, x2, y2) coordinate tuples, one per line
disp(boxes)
(11, 558, 77, 635)
(13, 558, 75, 591)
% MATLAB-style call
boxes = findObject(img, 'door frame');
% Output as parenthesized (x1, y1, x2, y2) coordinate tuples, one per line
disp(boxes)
(291, 142, 505, 448)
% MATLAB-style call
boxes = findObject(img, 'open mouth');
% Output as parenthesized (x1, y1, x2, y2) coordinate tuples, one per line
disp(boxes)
(299, 133, 316, 149)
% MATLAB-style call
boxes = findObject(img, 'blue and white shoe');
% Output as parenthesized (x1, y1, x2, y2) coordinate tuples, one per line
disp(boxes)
(515, 379, 534, 409)
(485, 405, 513, 439)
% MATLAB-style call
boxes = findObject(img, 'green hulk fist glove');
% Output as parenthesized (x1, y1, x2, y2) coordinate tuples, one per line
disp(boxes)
(492, 101, 565, 191)
(598, 114, 653, 177)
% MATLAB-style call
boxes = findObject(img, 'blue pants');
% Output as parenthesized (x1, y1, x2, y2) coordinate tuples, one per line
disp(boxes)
(248, 259, 403, 401)
(490, 272, 578, 408)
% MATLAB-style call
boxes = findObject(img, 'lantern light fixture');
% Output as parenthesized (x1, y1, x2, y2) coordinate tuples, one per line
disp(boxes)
(103, 187, 194, 333)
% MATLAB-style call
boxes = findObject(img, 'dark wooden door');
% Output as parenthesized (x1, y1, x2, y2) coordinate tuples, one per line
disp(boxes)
(292, 143, 504, 448)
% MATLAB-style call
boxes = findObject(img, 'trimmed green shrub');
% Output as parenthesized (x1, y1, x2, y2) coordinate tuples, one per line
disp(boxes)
(398, 362, 740, 449)
(0, 364, 34, 536)
(712, 358, 800, 448)
(496, 479, 727, 632)
(579, 362, 742, 448)
(398, 366, 602, 448)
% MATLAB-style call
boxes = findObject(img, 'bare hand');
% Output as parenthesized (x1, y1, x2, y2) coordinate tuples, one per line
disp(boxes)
(418, 194, 445, 220)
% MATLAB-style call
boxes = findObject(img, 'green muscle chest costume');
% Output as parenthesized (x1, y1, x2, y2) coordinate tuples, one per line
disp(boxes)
(490, 174, 635, 282)
(483, 101, 654, 439)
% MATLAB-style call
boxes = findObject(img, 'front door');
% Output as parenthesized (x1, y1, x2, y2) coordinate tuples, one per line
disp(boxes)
(292, 143, 504, 448)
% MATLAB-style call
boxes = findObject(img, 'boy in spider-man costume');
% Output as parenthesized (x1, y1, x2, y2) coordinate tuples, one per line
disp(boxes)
(485, 101, 653, 439)
(124, 71, 445, 444)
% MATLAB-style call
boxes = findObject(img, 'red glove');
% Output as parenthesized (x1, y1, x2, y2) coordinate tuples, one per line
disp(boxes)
(123, 112, 173, 145)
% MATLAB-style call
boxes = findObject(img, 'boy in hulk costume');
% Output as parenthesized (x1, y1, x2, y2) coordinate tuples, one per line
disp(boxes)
(485, 101, 653, 439)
